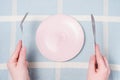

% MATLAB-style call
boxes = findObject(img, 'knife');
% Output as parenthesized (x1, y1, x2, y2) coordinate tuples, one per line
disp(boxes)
(91, 14, 99, 68)
(91, 14, 96, 52)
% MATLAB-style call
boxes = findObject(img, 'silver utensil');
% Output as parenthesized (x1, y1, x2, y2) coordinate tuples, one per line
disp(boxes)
(20, 12, 29, 33)
(91, 14, 96, 51)
(20, 12, 31, 74)
(20, 12, 28, 44)
(91, 14, 114, 80)
(91, 14, 98, 68)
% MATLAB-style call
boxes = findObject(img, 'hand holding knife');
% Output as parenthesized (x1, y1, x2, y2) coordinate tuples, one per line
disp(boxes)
(91, 14, 98, 68)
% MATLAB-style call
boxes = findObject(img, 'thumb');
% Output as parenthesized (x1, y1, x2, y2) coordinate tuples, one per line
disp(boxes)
(18, 47, 26, 64)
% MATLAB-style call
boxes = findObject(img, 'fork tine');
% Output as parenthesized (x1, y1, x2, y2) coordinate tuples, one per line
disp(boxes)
(20, 12, 29, 32)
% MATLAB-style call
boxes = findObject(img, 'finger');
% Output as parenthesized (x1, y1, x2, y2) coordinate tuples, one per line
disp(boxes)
(18, 47, 26, 64)
(95, 44, 105, 67)
(26, 61, 29, 67)
(10, 40, 22, 62)
(88, 55, 96, 72)
(103, 56, 111, 75)
(103, 56, 110, 70)
(95, 44, 102, 60)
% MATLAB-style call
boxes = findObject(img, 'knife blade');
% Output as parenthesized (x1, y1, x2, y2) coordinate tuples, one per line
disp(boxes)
(91, 14, 96, 50)
(91, 14, 98, 68)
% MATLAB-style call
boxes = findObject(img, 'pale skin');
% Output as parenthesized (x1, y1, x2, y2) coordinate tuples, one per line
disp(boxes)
(7, 40, 110, 80)
(87, 44, 110, 80)
(7, 40, 30, 80)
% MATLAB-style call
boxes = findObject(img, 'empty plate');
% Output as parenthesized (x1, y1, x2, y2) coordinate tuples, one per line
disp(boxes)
(36, 14, 84, 61)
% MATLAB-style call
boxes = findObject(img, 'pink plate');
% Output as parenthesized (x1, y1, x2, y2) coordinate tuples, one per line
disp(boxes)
(36, 14, 84, 61)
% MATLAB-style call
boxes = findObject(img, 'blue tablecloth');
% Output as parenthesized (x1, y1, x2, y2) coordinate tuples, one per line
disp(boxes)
(0, 0, 120, 80)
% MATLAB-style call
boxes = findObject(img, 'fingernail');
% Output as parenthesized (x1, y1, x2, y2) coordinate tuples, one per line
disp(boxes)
(96, 44, 99, 48)
(19, 40, 22, 42)
(18, 40, 22, 45)
(22, 47, 26, 51)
